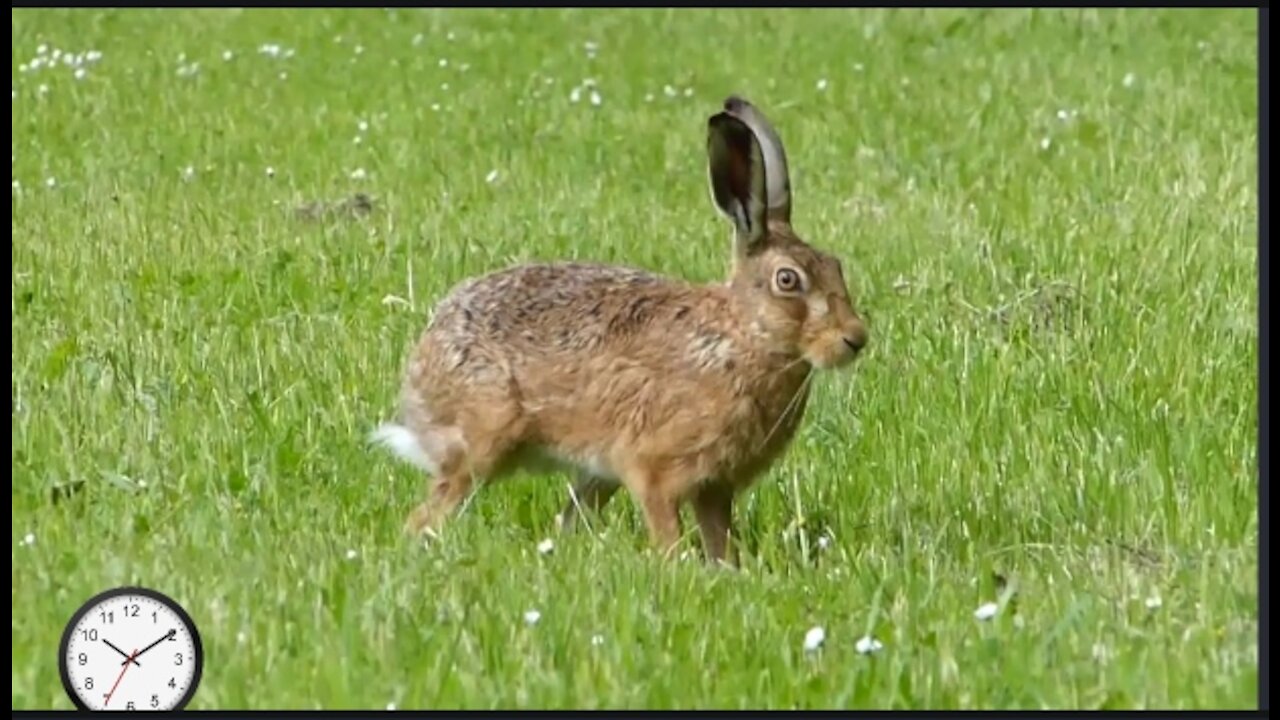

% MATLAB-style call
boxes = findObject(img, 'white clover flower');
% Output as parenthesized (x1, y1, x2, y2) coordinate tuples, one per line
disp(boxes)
(802, 626, 825, 652)
(974, 601, 999, 621)
(855, 635, 883, 655)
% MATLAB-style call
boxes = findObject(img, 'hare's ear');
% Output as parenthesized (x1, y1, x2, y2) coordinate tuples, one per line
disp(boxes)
(722, 95, 792, 224)
(707, 111, 769, 254)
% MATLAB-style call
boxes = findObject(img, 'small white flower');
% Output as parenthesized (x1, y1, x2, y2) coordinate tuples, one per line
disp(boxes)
(350, 168, 368, 181)
(644, 93, 654, 103)
(236, 631, 247, 644)
(1039, 137, 1052, 151)
(589, 90, 602, 106)
(974, 601, 999, 621)
(536, 538, 554, 554)
(278, 71, 288, 81)
(590, 633, 604, 646)
(854, 635, 883, 655)
(85, 50, 102, 63)
(802, 626, 826, 652)
(18, 63, 29, 74)
(11, 180, 20, 190)
(37, 43, 48, 55)
(484, 169, 499, 184)
(137, 479, 148, 488)
(523, 609, 541, 626)
(446, 31, 456, 41)
(51, 48, 62, 61)
(73, 68, 86, 80)
(22, 532, 35, 546)
(816, 535, 831, 550)
(358, 120, 369, 133)
(569, 87, 582, 103)
(221, 50, 234, 61)
(386, 702, 397, 711)
(353, 135, 363, 145)
(1122, 72, 1137, 88)
(412, 33, 424, 46)
(683, 87, 693, 97)
(44, 176, 57, 188)
(38, 84, 49, 96)
(438, 58, 448, 68)
(1144, 595, 1163, 610)
(430, 103, 440, 112)
(265, 166, 276, 178)
(345, 549, 359, 560)
(584, 40, 599, 52)
(354, 45, 364, 56)
(1056, 109, 1070, 121)
(582, 77, 597, 88)
(181, 165, 195, 182)
(663, 84, 677, 97)
(816, 78, 829, 91)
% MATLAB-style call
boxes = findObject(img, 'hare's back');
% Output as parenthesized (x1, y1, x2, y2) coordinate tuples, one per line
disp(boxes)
(428, 261, 685, 352)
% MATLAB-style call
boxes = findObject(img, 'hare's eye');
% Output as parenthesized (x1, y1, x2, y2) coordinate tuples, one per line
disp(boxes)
(775, 268, 802, 293)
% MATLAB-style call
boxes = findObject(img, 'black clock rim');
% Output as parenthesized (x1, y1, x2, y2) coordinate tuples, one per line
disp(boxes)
(57, 585, 205, 712)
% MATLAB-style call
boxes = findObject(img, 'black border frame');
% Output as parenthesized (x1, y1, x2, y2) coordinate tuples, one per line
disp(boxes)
(56, 586, 206, 712)
(7, 4, 1268, 715)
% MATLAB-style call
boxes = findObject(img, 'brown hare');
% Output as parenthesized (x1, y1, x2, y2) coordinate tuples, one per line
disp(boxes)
(373, 96, 868, 565)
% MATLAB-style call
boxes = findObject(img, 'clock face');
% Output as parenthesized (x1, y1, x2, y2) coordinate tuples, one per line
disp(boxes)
(58, 587, 204, 711)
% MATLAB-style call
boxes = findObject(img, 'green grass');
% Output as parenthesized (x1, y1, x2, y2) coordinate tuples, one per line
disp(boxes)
(10, 8, 1259, 710)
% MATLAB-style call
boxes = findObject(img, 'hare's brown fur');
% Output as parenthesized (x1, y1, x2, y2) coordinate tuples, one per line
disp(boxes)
(374, 97, 867, 565)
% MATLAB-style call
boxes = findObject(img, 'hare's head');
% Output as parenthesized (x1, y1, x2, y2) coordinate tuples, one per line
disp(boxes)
(707, 96, 868, 370)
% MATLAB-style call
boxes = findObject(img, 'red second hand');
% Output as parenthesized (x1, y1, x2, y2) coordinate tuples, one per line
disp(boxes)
(103, 649, 140, 708)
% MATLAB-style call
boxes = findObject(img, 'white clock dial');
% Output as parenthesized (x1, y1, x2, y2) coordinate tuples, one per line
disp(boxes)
(59, 588, 203, 711)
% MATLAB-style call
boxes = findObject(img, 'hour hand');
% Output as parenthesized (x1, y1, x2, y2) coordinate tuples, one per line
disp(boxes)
(102, 638, 142, 667)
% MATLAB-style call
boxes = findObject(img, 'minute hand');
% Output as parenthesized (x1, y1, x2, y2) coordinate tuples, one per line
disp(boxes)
(123, 629, 175, 665)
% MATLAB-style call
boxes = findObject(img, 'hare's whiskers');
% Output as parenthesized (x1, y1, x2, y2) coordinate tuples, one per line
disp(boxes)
(761, 366, 815, 450)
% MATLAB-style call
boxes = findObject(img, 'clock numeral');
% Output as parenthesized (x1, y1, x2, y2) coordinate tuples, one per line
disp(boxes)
(151, 611, 158, 623)
(150, 695, 160, 709)
(77, 653, 88, 666)
(80, 628, 99, 642)
(99, 611, 114, 624)
(168, 677, 177, 689)
(174, 653, 184, 666)
(126, 701, 136, 711)
(125, 603, 140, 617)
(84, 677, 94, 690)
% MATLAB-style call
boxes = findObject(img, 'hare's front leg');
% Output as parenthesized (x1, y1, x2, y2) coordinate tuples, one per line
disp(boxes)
(621, 470, 688, 557)
(692, 481, 738, 567)
(555, 473, 621, 532)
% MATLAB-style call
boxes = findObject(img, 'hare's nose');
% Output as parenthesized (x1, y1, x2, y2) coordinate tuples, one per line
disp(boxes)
(843, 325, 868, 354)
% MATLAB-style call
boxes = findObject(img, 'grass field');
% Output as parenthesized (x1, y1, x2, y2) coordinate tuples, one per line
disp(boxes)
(10, 8, 1260, 710)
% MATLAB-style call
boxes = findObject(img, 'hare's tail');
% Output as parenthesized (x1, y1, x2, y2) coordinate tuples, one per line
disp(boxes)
(369, 422, 441, 475)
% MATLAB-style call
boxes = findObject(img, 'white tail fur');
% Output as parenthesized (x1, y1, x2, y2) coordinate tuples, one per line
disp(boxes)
(369, 423, 440, 475)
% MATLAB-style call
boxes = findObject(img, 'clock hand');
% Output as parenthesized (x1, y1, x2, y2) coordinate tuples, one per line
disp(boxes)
(103, 649, 140, 708)
(101, 638, 142, 667)
(122, 628, 175, 665)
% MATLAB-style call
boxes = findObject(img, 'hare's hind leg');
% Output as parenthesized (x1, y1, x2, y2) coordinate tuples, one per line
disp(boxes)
(555, 473, 621, 533)
(404, 405, 527, 537)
